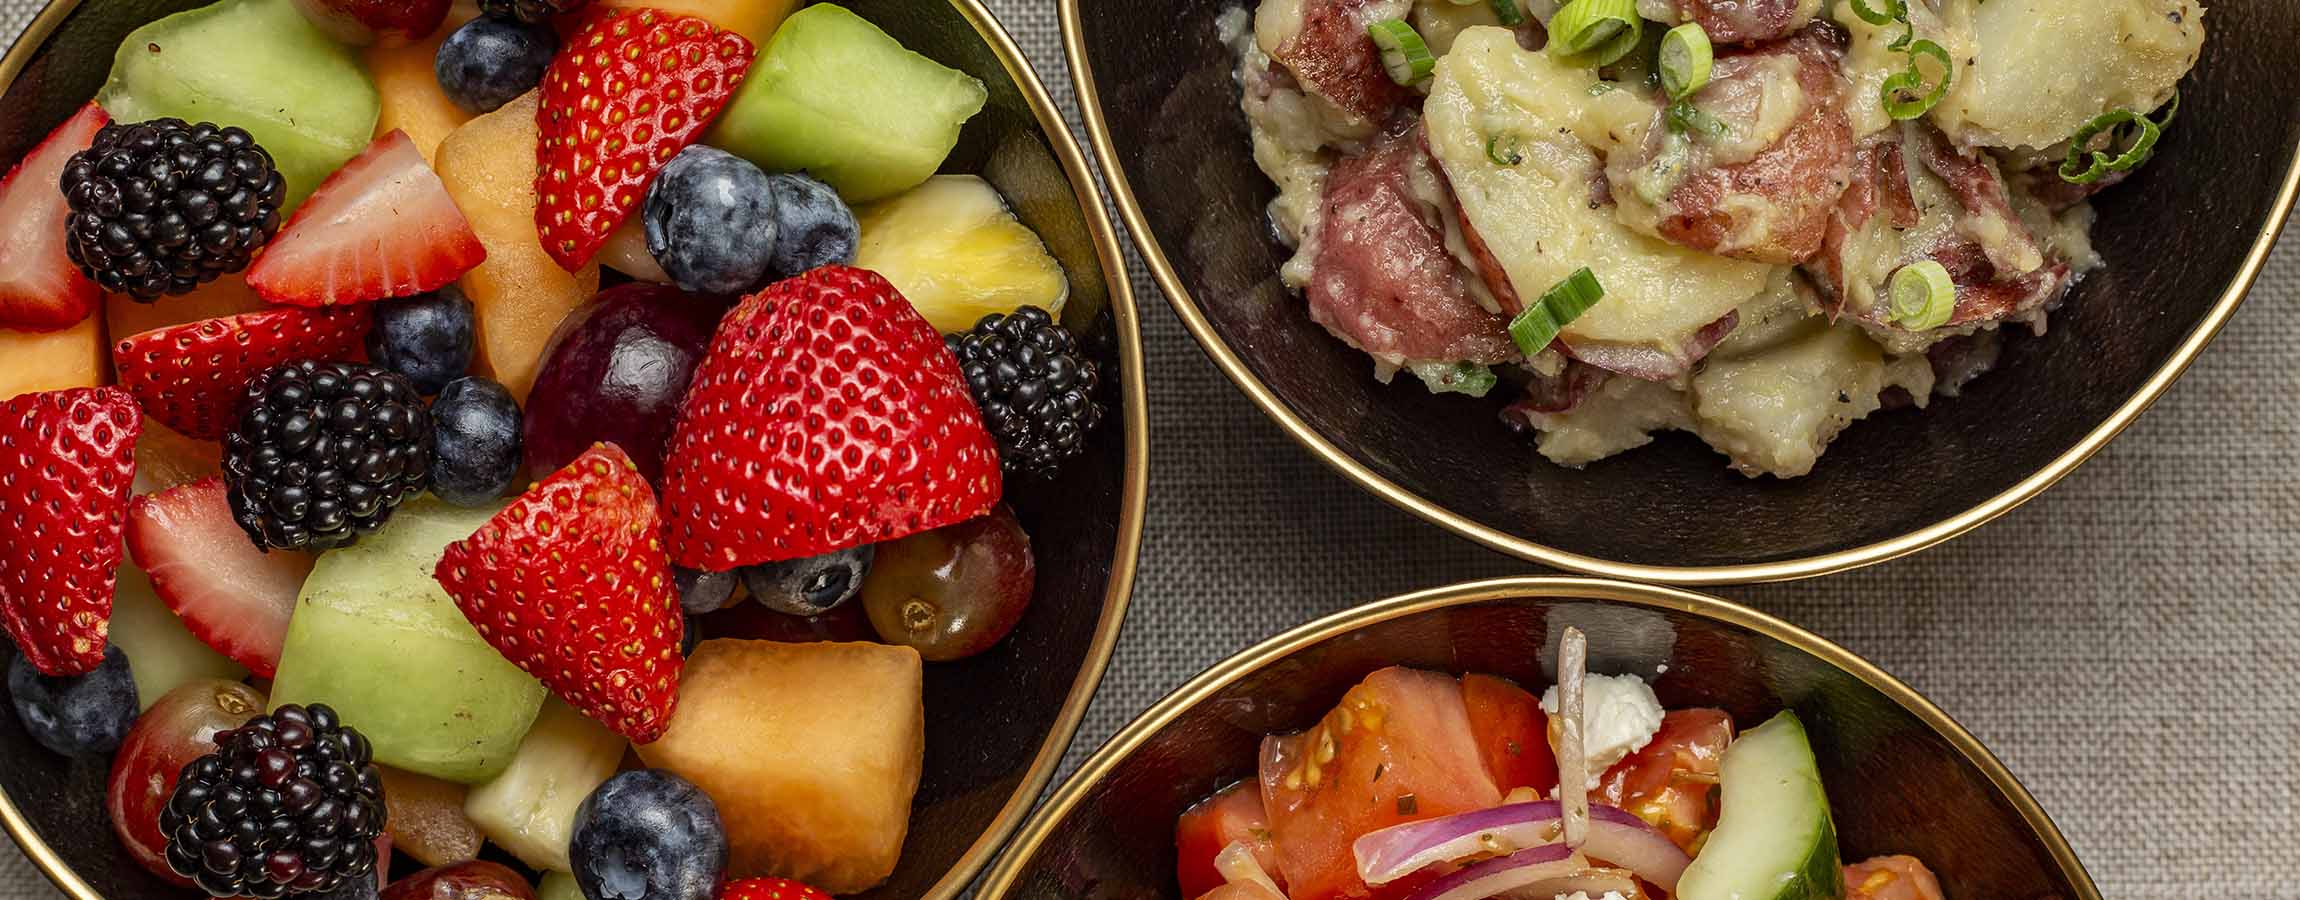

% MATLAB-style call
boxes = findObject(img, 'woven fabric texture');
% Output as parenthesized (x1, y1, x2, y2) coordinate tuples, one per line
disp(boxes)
(2, 0, 2294, 897)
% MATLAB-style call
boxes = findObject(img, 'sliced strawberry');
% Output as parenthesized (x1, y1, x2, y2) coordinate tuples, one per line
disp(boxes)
(0, 387, 139, 675)
(112, 305, 373, 440)
(659, 265, 1001, 569)
(434, 442, 684, 742)
(124, 477, 316, 678)
(0, 103, 107, 331)
(247, 130, 487, 307)
(536, 8, 755, 271)
(722, 879, 835, 900)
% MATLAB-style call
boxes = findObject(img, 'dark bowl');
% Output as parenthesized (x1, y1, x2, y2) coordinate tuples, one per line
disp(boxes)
(1061, 0, 2300, 583)
(976, 577, 2099, 900)
(0, 1, 1148, 897)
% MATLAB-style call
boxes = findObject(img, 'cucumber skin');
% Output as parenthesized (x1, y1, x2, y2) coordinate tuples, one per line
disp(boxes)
(1678, 711, 1849, 900)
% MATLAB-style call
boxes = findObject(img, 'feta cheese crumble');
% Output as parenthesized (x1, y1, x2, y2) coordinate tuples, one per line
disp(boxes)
(1541, 673, 1665, 787)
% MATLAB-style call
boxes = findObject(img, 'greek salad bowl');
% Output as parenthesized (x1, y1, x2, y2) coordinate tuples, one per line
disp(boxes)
(0, 0, 1145, 898)
(1062, 0, 2300, 583)
(975, 577, 2098, 900)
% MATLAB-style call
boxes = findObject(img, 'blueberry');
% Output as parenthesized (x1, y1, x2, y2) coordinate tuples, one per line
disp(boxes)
(367, 287, 477, 395)
(761, 172, 857, 282)
(643, 147, 780, 295)
(673, 567, 737, 616)
(739, 545, 874, 617)
(7, 645, 137, 756)
(436, 16, 558, 115)
(430, 377, 524, 506)
(571, 769, 726, 900)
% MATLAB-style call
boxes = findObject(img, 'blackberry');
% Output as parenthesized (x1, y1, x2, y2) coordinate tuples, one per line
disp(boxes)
(476, 0, 591, 23)
(224, 361, 434, 552)
(60, 118, 286, 301)
(945, 306, 1104, 477)
(159, 704, 386, 899)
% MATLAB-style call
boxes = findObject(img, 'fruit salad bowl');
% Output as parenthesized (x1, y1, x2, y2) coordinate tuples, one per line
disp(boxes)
(0, 0, 1145, 898)
(1063, 0, 2300, 583)
(976, 577, 2099, 900)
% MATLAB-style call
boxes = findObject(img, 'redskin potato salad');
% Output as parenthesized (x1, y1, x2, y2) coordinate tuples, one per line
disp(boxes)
(1225, 0, 2204, 477)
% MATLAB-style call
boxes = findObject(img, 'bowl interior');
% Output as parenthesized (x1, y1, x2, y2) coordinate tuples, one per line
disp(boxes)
(983, 583, 2088, 899)
(0, 1, 1138, 898)
(1071, 0, 2300, 574)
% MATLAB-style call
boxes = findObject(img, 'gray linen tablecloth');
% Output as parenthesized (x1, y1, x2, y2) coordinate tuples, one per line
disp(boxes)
(3, 1, 2294, 897)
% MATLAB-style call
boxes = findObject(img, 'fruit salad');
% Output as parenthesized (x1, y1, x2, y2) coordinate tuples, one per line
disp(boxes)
(1177, 629, 1943, 900)
(1225, 0, 2204, 478)
(0, 0, 1103, 896)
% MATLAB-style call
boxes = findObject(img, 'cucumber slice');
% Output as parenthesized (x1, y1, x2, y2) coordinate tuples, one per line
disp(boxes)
(1676, 711, 1847, 900)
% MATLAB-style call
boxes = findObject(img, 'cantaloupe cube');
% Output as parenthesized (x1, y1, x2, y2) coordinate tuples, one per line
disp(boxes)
(600, 0, 800, 44)
(636, 640, 923, 894)
(0, 316, 106, 400)
(434, 90, 599, 402)
(367, 3, 478, 164)
(105, 277, 267, 342)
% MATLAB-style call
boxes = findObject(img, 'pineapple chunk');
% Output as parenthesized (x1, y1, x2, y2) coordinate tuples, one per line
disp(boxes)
(854, 175, 1067, 334)
(636, 640, 923, 894)
(464, 698, 627, 872)
(0, 316, 105, 400)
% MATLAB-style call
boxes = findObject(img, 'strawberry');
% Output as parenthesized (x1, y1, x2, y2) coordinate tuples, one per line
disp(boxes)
(125, 477, 317, 678)
(721, 879, 833, 900)
(434, 442, 684, 742)
(535, 8, 755, 271)
(0, 103, 107, 331)
(659, 265, 1000, 570)
(0, 387, 140, 675)
(112, 305, 373, 440)
(247, 129, 487, 307)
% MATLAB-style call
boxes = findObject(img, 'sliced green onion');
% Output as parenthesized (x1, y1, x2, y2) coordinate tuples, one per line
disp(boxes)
(1666, 100, 1727, 138)
(1659, 23, 1712, 101)
(1489, 0, 1525, 27)
(1509, 268, 1606, 356)
(1845, 0, 1907, 26)
(1410, 362, 1499, 398)
(2058, 94, 2178, 184)
(1547, 0, 1643, 67)
(1367, 19, 1437, 85)
(1888, 260, 1955, 330)
(1486, 132, 1525, 166)
(1881, 38, 1952, 120)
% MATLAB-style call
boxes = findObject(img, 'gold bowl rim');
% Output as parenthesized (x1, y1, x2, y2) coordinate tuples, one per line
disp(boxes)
(974, 575, 2103, 900)
(1058, 0, 2300, 585)
(0, 0, 1151, 897)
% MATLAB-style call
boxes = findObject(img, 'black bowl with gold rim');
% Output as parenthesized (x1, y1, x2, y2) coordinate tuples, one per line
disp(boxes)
(975, 577, 2099, 900)
(1060, 0, 2300, 584)
(0, 1, 1147, 898)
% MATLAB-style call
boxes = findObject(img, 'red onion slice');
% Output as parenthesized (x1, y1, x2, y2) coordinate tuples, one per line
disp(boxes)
(1353, 801, 1691, 891)
(1499, 869, 1643, 899)
(1401, 844, 1579, 900)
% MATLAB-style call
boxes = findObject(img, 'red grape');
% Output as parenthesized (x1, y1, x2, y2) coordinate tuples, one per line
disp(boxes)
(524, 285, 731, 486)
(106, 679, 267, 885)
(381, 861, 538, 900)
(289, 0, 451, 46)
(861, 505, 1035, 661)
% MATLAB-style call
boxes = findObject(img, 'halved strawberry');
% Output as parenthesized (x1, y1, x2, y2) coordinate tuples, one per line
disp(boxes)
(124, 477, 316, 678)
(535, 8, 754, 271)
(434, 442, 684, 742)
(0, 387, 139, 675)
(247, 129, 487, 307)
(112, 305, 373, 440)
(659, 265, 1000, 569)
(0, 103, 107, 331)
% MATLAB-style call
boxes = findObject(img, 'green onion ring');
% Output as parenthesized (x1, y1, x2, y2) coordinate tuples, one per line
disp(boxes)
(1367, 19, 1437, 85)
(1882, 38, 1952, 120)
(1659, 23, 1713, 101)
(1486, 132, 1526, 166)
(1888, 260, 1956, 330)
(1510, 267, 1607, 356)
(2059, 93, 2180, 184)
(1666, 101, 1727, 138)
(1489, 0, 1526, 27)
(1845, 0, 1907, 26)
(1547, 0, 1643, 67)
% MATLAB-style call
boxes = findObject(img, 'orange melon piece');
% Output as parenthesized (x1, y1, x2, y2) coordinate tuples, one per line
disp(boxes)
(599, 0, 799, 44)
(367, 3, 479, 164)
(104, 277, 267, 343)
(434, 90, 599, 402)
(0, 316, 106, 400)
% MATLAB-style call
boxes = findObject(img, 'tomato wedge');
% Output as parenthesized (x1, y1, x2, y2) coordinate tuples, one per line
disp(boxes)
(1845, 855, 1947, 900)
(1460, 673, 1558, 795)
(1176, 781, 1280, 898)
(1258, 667, 1502, 900)
(1594, 707, 1734, 850)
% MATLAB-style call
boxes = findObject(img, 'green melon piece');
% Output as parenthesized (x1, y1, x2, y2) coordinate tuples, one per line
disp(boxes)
(97, 0, 380, 209)
(268, 499, 547, 784)
(705, 4, 986, 203)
